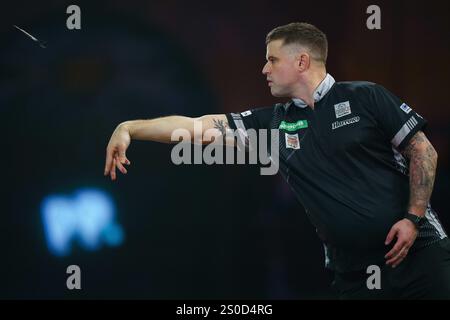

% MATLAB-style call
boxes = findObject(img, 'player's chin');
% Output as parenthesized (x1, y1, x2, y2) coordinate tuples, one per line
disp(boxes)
(269, 87, 279, 97)
(270, 88, 287, 98)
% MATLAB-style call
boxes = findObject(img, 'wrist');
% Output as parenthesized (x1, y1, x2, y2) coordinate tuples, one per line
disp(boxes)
(404, 212, 425, 230)
(407, 206, 426, 217)
(119, 121, 133, 136)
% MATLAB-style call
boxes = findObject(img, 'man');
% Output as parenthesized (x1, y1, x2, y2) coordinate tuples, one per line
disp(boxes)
(104, 22, 450, 299)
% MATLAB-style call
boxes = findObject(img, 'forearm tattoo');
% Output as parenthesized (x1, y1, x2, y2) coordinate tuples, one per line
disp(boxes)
(213, 119, 229, 136)
(400, 131, 438, 213)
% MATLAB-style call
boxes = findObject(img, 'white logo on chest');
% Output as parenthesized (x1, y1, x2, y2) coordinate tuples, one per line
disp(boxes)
(334, 101, 351, 118)
(332, 116, 360, 130)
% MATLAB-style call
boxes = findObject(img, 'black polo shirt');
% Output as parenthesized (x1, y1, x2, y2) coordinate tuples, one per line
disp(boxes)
(226, 75, 447, 272)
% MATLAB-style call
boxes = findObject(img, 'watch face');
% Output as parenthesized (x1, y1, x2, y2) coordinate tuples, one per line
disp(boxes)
(417, 216, 425, 226)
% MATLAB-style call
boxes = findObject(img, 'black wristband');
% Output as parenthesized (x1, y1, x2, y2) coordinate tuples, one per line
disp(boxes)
(404, 213, 425, 229)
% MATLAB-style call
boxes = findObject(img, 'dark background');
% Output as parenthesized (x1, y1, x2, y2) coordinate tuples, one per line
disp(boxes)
(0, 0, 449, 299)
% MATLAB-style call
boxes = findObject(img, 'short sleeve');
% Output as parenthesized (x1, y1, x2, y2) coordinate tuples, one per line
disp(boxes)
(226, 106, 274, 147)
(370, 84, 427, 150)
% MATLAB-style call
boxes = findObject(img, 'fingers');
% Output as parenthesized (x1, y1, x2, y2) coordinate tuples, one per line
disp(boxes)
(115, 155, 128, 174)
(118, 154, 131, 167)
(104, 148, 114, 176)
(105, 147, 131, 181)
(385, 238, 404, 260)
(385, 233, 411, 267)
(117, 149, 130, 164)
(384, 220, 418, 268)
(385, 227, 396, 245)
(386, 245, 410, 268)
(109, 155, 131, 181)
(110, 157, 117, 181)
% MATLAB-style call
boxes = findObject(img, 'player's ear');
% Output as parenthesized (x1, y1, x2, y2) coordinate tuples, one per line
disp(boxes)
(297, 52, 310, 72)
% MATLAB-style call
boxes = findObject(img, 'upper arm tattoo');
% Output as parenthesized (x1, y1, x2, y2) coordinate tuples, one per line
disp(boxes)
(400, 131, 432, 160)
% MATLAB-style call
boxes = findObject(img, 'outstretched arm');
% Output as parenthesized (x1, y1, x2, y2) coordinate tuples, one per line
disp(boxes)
(103, 114, 232, 180)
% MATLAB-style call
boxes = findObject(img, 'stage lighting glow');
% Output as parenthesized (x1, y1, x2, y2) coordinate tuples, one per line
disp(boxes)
(41, 188, 124, 256)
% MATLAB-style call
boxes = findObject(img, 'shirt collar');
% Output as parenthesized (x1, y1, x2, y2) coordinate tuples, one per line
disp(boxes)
(290, 73, 335, 109)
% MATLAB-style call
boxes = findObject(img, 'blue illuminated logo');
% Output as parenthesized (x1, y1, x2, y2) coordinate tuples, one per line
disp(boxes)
(41, 188, 124, 256)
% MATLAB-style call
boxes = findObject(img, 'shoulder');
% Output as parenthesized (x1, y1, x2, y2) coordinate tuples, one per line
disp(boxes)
(334, 81, 380, 94)
(249, 102, 289, 116)
(333, 81, 389, 107)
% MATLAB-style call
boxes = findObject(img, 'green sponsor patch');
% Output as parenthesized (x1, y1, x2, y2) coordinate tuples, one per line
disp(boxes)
(279, 120, 308, 131)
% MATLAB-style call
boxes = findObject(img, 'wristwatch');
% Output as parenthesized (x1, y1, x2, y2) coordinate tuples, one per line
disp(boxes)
(404, 213, 425, 229)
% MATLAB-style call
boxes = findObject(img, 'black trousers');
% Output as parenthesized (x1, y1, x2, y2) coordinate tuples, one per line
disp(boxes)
(332, 238, 450, 299)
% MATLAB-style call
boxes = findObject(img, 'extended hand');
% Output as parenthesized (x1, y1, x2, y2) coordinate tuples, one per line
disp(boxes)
(384, 219, 418, 268)
(104, 124, 132, 181)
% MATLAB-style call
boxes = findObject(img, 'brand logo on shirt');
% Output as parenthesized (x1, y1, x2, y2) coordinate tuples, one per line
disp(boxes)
(279, 120, 308, 131)
(334, 101, 351, 118)
(241, 110, 252, 117)
(285, 133, 300, 149)
(331, 116, 360, 130)
(399, 103, 412, 114)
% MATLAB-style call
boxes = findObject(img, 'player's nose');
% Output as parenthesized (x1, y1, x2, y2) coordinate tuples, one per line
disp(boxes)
(262, 62, 270, 75)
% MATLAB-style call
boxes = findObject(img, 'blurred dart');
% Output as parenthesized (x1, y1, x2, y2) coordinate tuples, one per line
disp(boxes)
(13, 24, 47, 48)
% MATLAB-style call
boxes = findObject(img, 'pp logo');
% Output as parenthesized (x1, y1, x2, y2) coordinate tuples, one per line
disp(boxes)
(41, 188, 124, 256)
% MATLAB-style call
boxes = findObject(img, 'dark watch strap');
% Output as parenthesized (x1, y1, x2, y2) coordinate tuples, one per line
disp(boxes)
(404, 213, 424, 228)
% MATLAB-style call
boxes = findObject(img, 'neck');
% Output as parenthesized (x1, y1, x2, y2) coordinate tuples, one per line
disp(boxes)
(292, 68, 327, 108)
